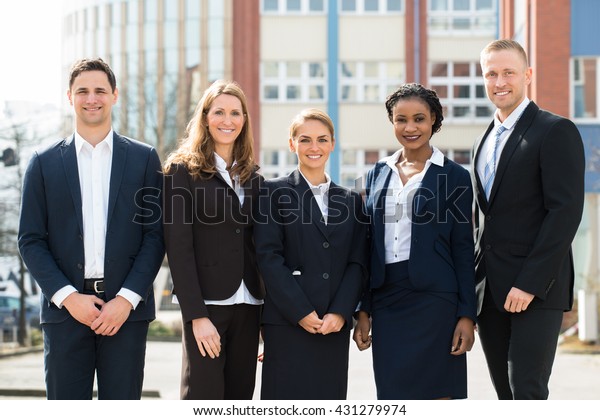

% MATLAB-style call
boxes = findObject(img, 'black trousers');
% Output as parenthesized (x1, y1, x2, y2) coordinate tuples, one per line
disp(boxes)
(477, 293, 563, 400)
(180, 303, 261, 400)
(43, 316, 149, 400)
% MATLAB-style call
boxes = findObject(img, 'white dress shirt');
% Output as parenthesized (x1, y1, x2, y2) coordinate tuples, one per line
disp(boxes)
(383, 146, 445, 264)
(299, 169, 331, 225)
(202, 153, 263, 306)
(476, 97, 530, 182)
(52, 131, 141, 309)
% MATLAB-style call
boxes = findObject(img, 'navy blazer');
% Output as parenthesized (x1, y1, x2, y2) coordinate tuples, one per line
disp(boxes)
(18, 133, 165, 324)
(471, 101, 585, 313)
(365, 156, 476, 322)
(255, 170, 369, 328)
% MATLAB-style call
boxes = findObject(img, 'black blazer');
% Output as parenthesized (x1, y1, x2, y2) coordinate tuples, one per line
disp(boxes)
(163, 163, 265, 323)
(18, 133, 165, 323)
(254, 170, 369, 329)
(471, 101, 585, 313)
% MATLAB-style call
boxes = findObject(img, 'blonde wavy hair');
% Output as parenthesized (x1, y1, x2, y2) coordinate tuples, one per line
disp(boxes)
(163, 80, 256, 183)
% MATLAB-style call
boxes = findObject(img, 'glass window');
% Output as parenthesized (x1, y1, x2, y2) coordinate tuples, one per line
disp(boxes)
(454, 0, 469, 11)
(343, 150, 357, 165)
(286, 62, 302, 78)
(365, 150, 379, 164)
(365, 0, 379, 11)
(365, 62, 379, 78)
(263, 0, 279, 11)
(186, 0, 201, 18)
(309, 85, 324, 100)
(264, 85, 279, 100)
(186, 20, 200, 48)
(309, 0, 325, 11)
(286, 0, 301, 11)
(342, 0, 357, 11)
(264, 62, 279, 77)
(145, 0, 158, 21)
(342, 62, 356, 77)
(387, 0, 402, 11)
(430, 0, 448, 11)
(309, 62, 324, 78)
(476, 0, 493, 10)
(573, 58, 598, 119)
(287, 85, 301, 99)
(164, 21, 178, 49)
(165, 0, 178, 20)
(431, 63, 448, 77)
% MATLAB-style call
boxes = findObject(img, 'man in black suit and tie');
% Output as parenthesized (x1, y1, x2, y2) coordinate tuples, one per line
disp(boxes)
(18, 58, 164, 399)
(471, 39, 585, 399)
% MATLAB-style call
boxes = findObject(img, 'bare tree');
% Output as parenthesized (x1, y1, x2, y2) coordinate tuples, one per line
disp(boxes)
(0, 104, 60, 346)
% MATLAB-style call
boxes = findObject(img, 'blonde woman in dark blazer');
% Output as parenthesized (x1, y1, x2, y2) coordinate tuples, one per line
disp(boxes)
(163, 80, 264, 400)
(255, 108, 369, 400)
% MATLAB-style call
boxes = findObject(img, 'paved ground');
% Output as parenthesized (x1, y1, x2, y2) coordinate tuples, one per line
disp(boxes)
(1, 311, 599, 400)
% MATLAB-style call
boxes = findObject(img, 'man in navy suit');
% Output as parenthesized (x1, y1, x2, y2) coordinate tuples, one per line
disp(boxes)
(472, 40, 584, 399)
(18, 58, 164, 399)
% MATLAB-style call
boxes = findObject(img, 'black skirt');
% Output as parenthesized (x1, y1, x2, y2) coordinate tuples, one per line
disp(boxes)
(260, 324, 351, 400)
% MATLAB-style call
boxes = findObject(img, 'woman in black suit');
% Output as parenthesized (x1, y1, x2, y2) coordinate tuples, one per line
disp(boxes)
(352, 84, 477, 399)
(255, 108, 369, 400)
(162, 80, 264, 399)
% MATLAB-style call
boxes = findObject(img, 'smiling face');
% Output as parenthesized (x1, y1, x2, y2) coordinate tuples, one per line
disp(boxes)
(205, 93, 245, 158)
(481, 48, 532, 121)
(289, 118, 335, 179)
(391, 97, 435, 154)
(67, 70, 117, 134)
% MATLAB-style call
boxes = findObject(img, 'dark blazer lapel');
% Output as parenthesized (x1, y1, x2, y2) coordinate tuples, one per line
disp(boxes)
(288, 170, 328, 239)
(370, 163, 392, 261)
(61, 135, 84, 234)
(489, 101, 538, 204)
(414, 160, 447, 216)
(107, 133, 128, 227)
(325, 182, 348, 233)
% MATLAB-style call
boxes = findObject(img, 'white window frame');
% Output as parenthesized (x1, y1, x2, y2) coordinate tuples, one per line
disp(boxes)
(428, 0, 496, 36)
(339, 61, 405, 103)
(339, 0, 404, 15)
(261, 0, 327, 14)
(429, 60, 494, 123)
(261, 61, 327, 103)
(571, 56, 600, 123)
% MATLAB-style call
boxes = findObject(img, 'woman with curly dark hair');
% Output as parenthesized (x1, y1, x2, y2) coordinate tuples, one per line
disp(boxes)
(163, 80, 264, 400)
(352, 83, 477, 399)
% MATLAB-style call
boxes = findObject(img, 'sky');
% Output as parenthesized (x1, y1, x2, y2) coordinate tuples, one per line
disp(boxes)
(0, 1, 63, 108)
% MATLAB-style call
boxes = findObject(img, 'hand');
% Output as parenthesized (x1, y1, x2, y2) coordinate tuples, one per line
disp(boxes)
(62, 292, 104, 327)
(352, 311, 372, 351)
(90, 295, 132, 336)
(298, 311, 323, 334)
(450, 317, 475, 356)
(504, 287, 534, 313)
(318, 313, 345, 335)
(192, 317, 221, 358)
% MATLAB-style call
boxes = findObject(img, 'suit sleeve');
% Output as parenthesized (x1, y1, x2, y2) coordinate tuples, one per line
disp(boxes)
(163, 164, 209, 322)
(328, 191, 369, 325)
(254, 182, 316, 325)
(514, 118, 585, 299)
(120, 147, 165, 299)
(18, 152, 73, 299)
(450, 169, 477, 322)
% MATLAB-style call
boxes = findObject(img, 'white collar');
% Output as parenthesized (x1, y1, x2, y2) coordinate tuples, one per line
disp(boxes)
(383, 146, 445, 169)
(494, 97, 530, 130)
(299, 168, 331, 191)
(74, 129, 113, 154)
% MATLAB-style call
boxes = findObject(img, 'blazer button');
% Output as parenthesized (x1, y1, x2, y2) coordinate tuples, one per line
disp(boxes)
(235, 228, 241, 234)
(485, 245, 492, 250)
(77, 263, 83, 269)
(323, 242, 330, 248)
(322, 273, 329, 279)
(485, 215, 492, 221)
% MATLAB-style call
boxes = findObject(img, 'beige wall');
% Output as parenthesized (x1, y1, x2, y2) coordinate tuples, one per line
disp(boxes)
(428, 37, 491, 62)
(261, 16, 327, 60)
(339, 16, 405, 60)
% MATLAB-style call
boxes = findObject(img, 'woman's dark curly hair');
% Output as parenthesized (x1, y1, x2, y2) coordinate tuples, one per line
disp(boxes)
(385, 83, 444, 135)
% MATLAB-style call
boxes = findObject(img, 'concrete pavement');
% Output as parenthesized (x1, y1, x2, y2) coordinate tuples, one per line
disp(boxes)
(1, 317, 599, 400)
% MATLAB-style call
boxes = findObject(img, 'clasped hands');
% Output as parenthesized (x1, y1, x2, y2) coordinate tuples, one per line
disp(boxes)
(298, 311, 345, 335)
(63, 292, 132, 336)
